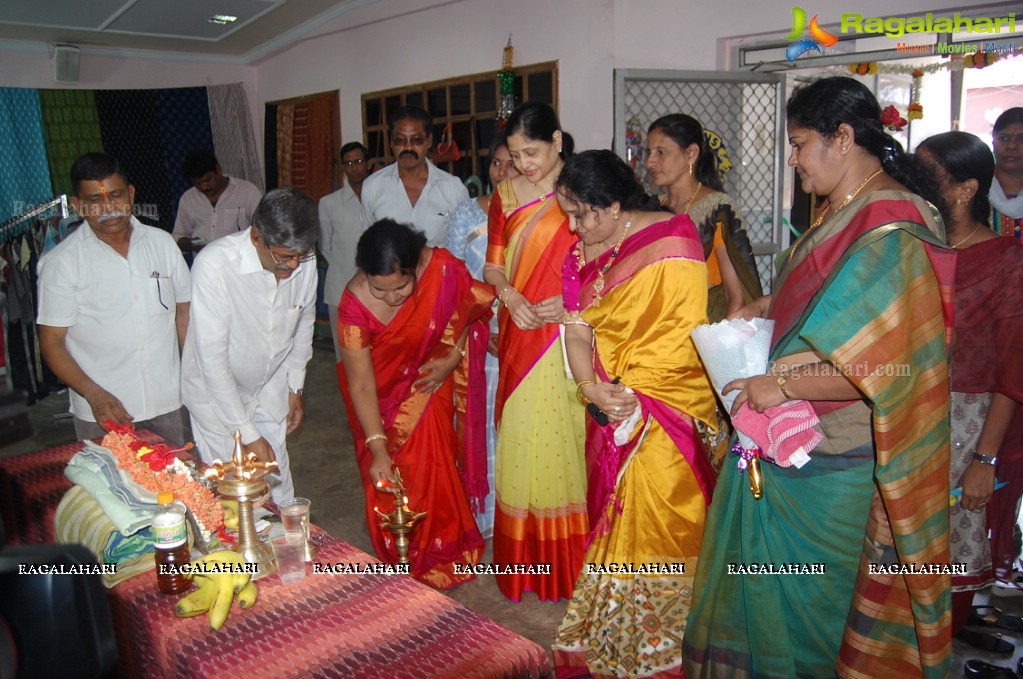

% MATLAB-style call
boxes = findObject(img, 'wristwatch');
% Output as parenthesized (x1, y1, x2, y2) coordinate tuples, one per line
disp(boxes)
(289, 387, 304, 396)
(972, 450, 998, 466)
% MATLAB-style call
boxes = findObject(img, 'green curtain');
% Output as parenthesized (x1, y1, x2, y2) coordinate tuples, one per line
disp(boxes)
(38, 89, 103, 199)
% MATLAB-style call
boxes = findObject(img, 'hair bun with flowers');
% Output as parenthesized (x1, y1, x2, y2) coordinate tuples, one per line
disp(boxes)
(881, 105, 908, 132)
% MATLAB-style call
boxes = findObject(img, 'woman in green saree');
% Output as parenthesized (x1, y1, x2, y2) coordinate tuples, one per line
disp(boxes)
(683, 76, 955, 679)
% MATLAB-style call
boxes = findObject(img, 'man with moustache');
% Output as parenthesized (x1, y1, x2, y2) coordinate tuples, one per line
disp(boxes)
(172, 149, 262, 255)
(180, 188, 318, 503)
(37, 152, 192, 444)
(360, 106, 468, 246)
(319, 141, 370, 361)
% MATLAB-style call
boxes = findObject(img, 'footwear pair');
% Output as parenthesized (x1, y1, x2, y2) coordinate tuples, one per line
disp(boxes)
(968, 605, 1023, 632)
(992, 573, 1023, 598)
(957, 628, 1015, 654)
(963, 658, 1023, 679)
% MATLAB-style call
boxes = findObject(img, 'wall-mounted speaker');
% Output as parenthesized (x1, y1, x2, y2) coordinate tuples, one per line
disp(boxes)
(53, 44, 80, 85)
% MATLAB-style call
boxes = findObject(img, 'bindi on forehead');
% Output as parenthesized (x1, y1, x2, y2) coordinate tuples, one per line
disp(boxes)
(98, 180, 108, 199)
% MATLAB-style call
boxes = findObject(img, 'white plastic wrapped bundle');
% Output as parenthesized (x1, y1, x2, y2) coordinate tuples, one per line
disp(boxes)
(691, 318, 774, 450)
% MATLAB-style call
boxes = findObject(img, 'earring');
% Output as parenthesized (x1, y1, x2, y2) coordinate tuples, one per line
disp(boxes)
(611, 209, 620, 221)
(956, 199, 961, 205)
(689, 163, 693, 175)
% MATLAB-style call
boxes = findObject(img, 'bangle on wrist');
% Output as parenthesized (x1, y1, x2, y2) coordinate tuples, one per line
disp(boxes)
(365, 434, 387, 445)
(576, 379, 596, 405)
(972, 450, 999, 466)
(499, 286, 514, 305)
(452, 345, 466, 359)
(776, 375, 793, 400)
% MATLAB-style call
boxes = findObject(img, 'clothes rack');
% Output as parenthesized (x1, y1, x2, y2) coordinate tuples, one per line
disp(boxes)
(1, 195, 71, 402)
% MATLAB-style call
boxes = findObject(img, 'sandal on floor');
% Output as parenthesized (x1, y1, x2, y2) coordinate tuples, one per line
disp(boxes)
(956, 628, 1015, 653)
(968, 605, 1023, 632)
(963, 659, 1017, 679)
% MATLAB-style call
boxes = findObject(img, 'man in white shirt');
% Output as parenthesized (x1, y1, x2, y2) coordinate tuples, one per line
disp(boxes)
(319, 141, 370, 361)
(360, 106, 468, 246)
(181, 188, 318, 503)
(37, 152, 191, 445)
(172, 149, 262, 255)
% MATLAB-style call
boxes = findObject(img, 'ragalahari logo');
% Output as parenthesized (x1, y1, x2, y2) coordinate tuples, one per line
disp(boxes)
(785, 7, 839, 62)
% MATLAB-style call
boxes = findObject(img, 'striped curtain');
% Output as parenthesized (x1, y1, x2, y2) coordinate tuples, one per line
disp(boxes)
(208, 84, 263, 192)
(265, 91, 337, 201)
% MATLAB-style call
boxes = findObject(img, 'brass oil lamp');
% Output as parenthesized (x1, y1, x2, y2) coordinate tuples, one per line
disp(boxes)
(373, 468, 426, 565)
(203, 431, 278, 580)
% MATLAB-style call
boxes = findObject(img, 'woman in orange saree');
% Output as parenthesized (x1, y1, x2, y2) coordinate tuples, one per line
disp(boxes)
(552, 151, 718, 678)
(484, 103, 588, 601)
(338, 219, 492, 589)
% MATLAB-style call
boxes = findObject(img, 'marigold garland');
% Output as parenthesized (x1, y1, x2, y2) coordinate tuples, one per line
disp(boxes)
(102, 423, 223, 538)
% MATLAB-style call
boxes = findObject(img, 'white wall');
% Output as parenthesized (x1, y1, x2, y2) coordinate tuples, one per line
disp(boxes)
(0, 0, 1003, 159)
(254, 0, 991, 150)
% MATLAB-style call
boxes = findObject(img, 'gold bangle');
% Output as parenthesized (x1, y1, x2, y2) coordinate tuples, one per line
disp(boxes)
(499, 286, 514, 304)
(365, 434, 387, 445)
(453, 345, 466, 359)
(776, 376, 793, 400)
(576, 380, 596, 405)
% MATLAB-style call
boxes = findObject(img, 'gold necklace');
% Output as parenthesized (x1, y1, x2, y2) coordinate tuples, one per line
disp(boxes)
(587, 218, 633, 307)
(949, 223, 981, 248)
(681, 182, 702, 215)
(789, 167, 884, 264)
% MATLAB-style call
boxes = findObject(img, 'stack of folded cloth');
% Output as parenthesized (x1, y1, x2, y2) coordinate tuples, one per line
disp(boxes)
(56, 440, 189, 587)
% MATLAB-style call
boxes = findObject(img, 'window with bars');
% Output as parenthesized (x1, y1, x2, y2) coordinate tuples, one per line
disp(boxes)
(362, 61, 557, 184)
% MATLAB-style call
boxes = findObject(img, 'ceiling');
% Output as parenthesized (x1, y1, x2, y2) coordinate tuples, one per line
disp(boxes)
(0, 0, 368, 62)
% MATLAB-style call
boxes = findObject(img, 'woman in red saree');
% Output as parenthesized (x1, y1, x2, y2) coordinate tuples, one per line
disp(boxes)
(553, 150, 718, 678)
(337, 219, 492, 589)
(484, 102, 589, 601)
(917, 132, 1023, 646)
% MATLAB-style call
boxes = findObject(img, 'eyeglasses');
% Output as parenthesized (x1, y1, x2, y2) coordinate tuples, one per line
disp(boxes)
(996, 133, 1023, 146)
(342, 158, 366, 166)
(391, 135, 428, 147)
(264, 242, 316, 269)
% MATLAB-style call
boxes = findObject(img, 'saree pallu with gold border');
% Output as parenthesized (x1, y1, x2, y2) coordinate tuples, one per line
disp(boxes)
(486, 182, 588, 601)
(683, 191, 955, 679)
(337, 248, 492, 589)
(553, 215, 718, 678)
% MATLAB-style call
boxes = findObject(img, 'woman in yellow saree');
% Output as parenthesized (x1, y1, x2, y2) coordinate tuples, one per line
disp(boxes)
(552, 150, 718, 677)
(484, 103, 588, 601)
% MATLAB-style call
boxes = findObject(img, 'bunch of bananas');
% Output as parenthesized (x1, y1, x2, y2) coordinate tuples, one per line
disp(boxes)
(221, 499, 240, 531)
(174, 550, 258, 630)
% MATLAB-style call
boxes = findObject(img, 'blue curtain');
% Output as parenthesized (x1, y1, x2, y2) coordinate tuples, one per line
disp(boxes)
(0, 88, 54, 224)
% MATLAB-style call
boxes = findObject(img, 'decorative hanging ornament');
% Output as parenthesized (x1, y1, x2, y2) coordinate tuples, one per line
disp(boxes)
(496, 36, 516, 131)
(908, 69, 924, 121)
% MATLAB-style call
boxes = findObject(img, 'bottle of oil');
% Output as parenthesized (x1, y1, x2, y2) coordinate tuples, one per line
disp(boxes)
(153, 491, 191, 594)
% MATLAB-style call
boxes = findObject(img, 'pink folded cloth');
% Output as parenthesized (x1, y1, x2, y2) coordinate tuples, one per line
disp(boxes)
(732, 400, 824, 468)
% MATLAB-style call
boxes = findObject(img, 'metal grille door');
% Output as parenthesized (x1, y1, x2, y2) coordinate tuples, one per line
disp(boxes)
(614, 70, 785, 290)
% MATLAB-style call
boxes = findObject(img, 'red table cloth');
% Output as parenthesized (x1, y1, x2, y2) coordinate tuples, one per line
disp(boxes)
(1, 442, 552, 678)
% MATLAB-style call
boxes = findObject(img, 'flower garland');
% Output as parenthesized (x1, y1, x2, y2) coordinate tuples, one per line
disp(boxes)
(102, 421, 223, 539)
(908, 69, 924, 120)
(846, 50, 1010, 77)
(844, 52, 1017, 123)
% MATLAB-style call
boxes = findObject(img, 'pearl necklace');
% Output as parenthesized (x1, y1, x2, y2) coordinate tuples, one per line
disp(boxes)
(581, 218, 633, 307)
